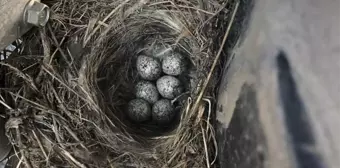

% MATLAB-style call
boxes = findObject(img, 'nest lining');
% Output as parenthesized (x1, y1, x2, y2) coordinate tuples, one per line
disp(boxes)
(1, 0, 239, 167)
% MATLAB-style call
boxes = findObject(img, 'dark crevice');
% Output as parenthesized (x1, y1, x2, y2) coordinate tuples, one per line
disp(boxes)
(277, 51, 324, 168)
(217, 84, 267, 168)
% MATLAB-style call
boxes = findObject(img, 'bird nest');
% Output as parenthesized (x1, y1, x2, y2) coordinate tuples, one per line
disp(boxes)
(1, 0, 239, 167)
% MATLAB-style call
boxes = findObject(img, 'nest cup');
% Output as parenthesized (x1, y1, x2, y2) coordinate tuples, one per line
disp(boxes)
(94, 12, 197, 135)
(2, 0, 238, 167)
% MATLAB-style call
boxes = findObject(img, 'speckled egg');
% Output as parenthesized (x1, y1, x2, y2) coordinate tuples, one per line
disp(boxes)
(136, 81, 159, 104)
(127, 99, 151, 122)
(162, 53, 186, 76)
(136, 55, 161, 80)
(156, 75, 184, 99)
(152, 99, 175, 123)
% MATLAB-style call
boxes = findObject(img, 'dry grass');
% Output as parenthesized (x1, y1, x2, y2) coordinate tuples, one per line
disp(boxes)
(1, 0, 239, 167)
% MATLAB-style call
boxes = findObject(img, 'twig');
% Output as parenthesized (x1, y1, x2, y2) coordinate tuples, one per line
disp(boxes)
(148, 1, 171, 6)
(202, 98, 211, 133)
(52, 116, 66, 149)
(32, 130, 48, 159)
(190, 1, 239, 115)
(8, 92, 48, 111)
(209, 125, 218, 165)
(84, 0, 131, 45)
(16, 128, 32, 168)
(195, 104, 205, 125)
(201, 125, 210, 168)
(177, 5, 215, 15)
(0, 99, 12, 110)
(41, 66, 87, 102)
(0, 62, 38, 91)
(171, 91, 190, 104)
(49, 32, 68, 65)
(47, 25, 73, 66)
(63, 124, 88, 150)
(36, 27, 51, 84)
(15, 156, 24, 168)
(40, 28, 51, 65)
(58, 147, 87, 168)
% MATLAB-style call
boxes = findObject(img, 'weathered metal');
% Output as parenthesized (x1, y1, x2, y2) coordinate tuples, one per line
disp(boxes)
(24, 0, 50, 27)
(0, 118, 10, 162)
(0, 0, 50, 51)
(216, 0, 340, 167)
(0, 0, 31, 51)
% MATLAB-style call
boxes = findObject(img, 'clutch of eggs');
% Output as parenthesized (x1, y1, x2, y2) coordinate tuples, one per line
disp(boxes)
(130, 51, 187, 124)
(152, 99, 175, 123)
(136, 55, 161, 80)
(156, 75, 183, 99)
(162, 53, 186, 76)
(128, 99, 151, 122)
(135, 81, 159, 104)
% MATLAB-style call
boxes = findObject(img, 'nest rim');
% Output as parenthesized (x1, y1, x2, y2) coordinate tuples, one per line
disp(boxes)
(1, 0, 240, 167)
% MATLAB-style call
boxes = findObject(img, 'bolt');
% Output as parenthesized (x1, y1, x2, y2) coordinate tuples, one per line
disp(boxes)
(24, 1, 50, 27)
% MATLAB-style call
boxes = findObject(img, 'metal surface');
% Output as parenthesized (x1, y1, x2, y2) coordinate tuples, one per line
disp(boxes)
(217, 0, 340, 167)
(0, 158, 8, 168)
(0, 0, 50, 51)
(0, 0, 31, 51)
(24, 0, 50, 27)
(0, 118, 10, 162)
